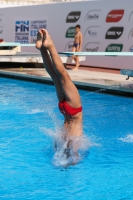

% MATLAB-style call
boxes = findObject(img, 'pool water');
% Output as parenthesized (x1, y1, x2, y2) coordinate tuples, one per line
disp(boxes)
(0, 77, 133, 200)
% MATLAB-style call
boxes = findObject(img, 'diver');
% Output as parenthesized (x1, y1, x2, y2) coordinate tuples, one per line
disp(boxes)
(36, 29, 83, 163)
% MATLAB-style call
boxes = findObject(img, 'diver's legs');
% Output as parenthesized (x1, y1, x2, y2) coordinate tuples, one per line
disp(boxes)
(42, 29, 81, 108)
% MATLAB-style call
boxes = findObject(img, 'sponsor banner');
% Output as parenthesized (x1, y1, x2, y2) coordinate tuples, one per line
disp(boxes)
(64, 41, 73, 51)
(0, 0, 133, 69)
(15, 20, 47, 44)
(106, 10, 124, 22)
(66, 11, 81, 23)
(84, 26, 100, 38)
(128, 28, 133, 39)
(84, 10, 100, 21)
(83, 42, 100, 52)
(129, 46, 133, 52)
(66, 27, 75, 38)
(105, 27, 124, 39)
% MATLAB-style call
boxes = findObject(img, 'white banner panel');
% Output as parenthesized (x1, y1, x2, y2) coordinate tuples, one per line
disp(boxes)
(0, 0, 133, 69)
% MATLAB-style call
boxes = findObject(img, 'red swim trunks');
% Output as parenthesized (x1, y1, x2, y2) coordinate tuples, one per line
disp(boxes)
(58, 100, 82, 116)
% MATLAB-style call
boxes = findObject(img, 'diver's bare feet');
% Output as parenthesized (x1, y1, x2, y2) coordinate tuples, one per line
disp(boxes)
(35, 30, 43, 50)
(41, 29, 54, 49)
(73, 65, 79, 70)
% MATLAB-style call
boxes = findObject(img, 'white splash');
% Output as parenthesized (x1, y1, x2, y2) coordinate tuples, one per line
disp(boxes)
(41, 108, 100, 167)
(119, 134, 133, 143)
(42, 125, 92, 167)
(27, 108, 44, 114)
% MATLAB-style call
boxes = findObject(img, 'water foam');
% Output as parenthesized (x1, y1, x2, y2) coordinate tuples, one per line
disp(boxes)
(27, 108, 44, 114)
(41, 108, 99, 167)
(42, 123, 96, 168)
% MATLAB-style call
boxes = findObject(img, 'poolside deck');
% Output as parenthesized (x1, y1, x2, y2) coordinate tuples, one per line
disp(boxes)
(0, 65, 133, 97)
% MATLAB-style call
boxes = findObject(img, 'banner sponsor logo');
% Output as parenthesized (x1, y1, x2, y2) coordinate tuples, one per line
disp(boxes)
(0, 30, 3, 34)
(15, 21, 29, 33)
(105, 44, 123, 52)
(86, 47, 98, 52)
(87, 14, 99, 20)
(15, 20, 47, 43)
(84, 10, 101, 21)
(84, 26, 100, 38)
(129, 46, 133, 52)
(64, 41, 73, 51)
(0, 14, 4, 23)
(84, 42, 100, 52)
(66, 12, 81, 23)
(128, 28, 133, 39)
(66, 27, 76, 38)
(129, 11, 133, 21)
(88, 30, 97, 37)
(105, 27, 124, 39)
(106, 10, 124, 22)
(15, 21, 29, 43)
(105, 44, 123, 56)
(0, 39, 3, 42)
(30, 20, 47, 43)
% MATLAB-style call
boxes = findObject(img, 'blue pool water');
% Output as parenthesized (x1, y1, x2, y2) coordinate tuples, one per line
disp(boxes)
(0, 77, 133, 200)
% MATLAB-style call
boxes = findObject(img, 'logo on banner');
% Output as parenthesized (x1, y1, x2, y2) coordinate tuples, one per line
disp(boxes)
(84, 10, 100, 21)
(88, 30, 97, 37)
(84, 42, 100, 52)
(0, 14, 4, 23)
(129, 46, 133, 52)
(66, 12, 81, 23)
(84, 26, 100, 38)
(129, 11, 133, 21)
(106, 10, 124, 22)
(0, 39, 3, 42)
(15, 20, 47, 43)
(105, 27, 124, 39)
(30, 20, 47, 43)
(105, 44, 123, 52)
(0, 30, 3, 34)
(15, 21, 29, 32)
(128, 28, 133, 39)
(64, 41, 73, 51)
(66, 27, 76, 38)
(15, 21, 29, 43)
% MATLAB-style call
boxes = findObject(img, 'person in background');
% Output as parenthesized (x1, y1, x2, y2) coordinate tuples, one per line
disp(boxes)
(72, 25, 82, 70)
